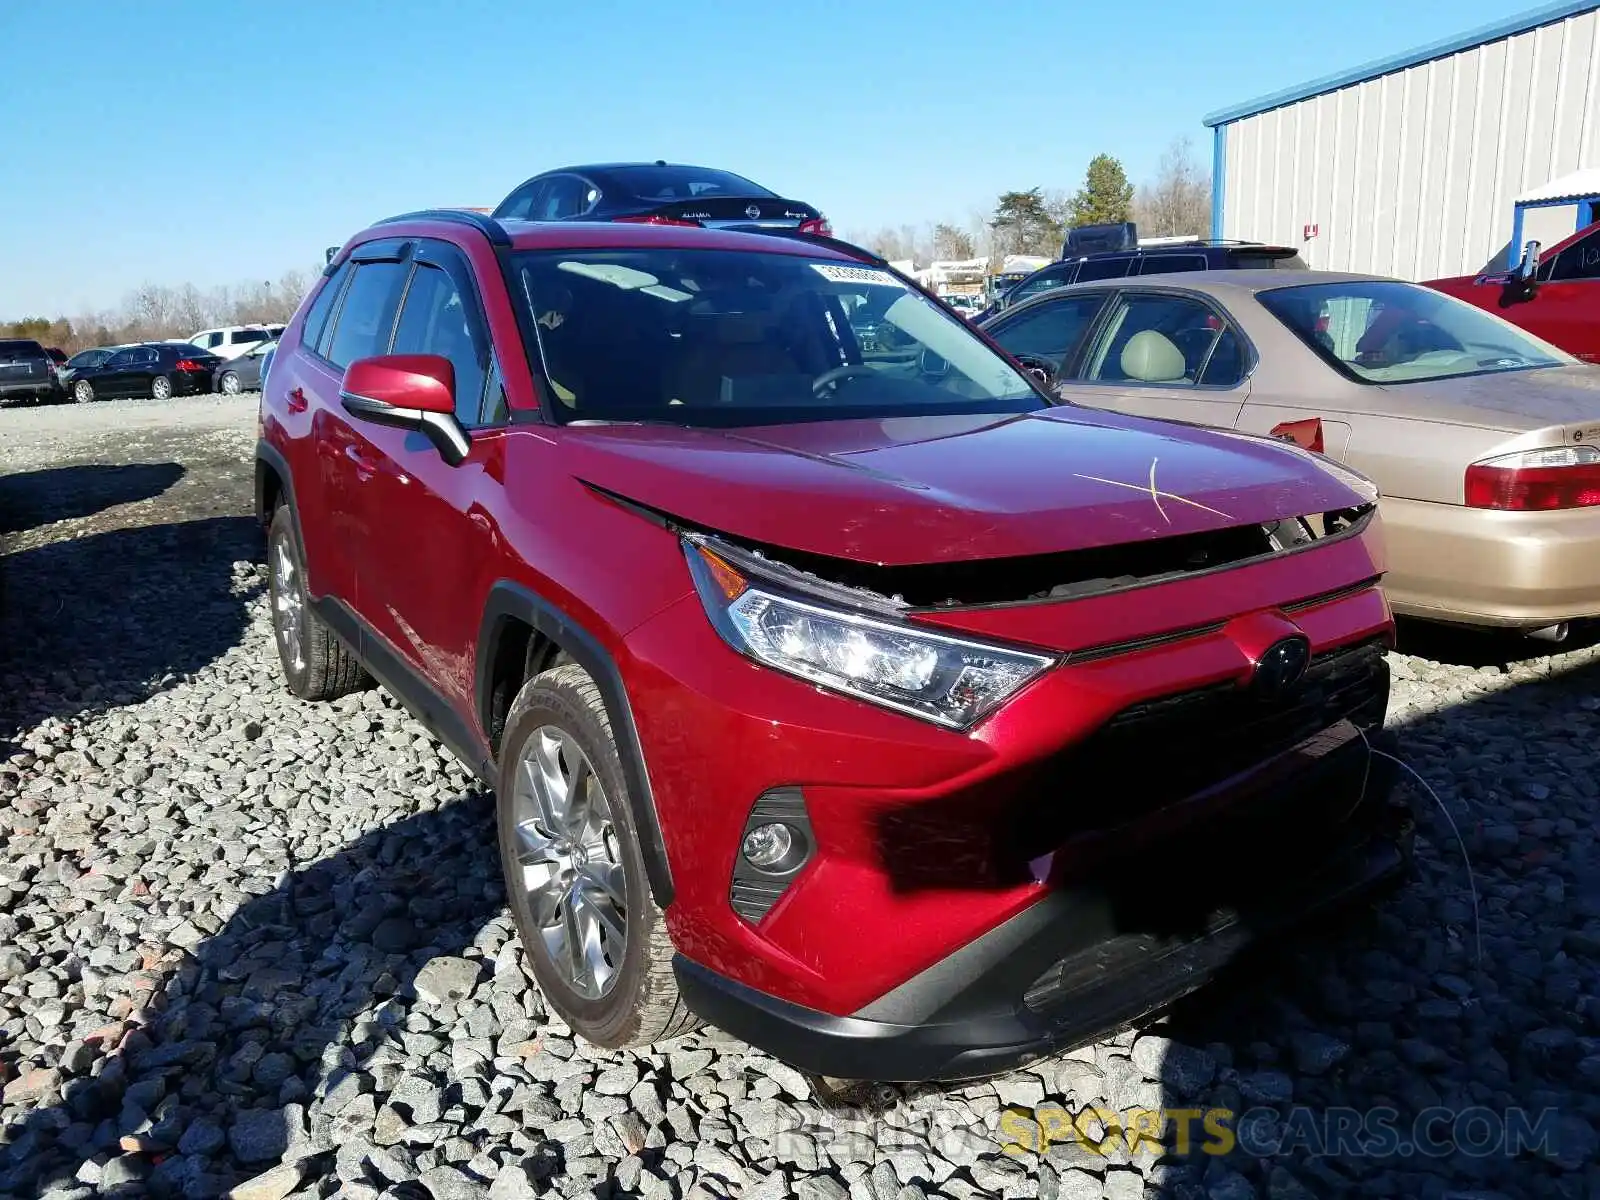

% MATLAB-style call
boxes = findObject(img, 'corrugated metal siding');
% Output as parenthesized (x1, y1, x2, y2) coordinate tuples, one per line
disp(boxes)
(1219, 6, 1600, 279)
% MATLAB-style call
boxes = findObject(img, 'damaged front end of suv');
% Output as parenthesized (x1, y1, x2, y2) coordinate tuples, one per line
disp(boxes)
(582, 435, 1413, 1083)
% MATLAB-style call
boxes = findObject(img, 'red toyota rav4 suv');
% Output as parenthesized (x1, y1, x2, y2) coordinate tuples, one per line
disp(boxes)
(256, 210, 1412, 1082)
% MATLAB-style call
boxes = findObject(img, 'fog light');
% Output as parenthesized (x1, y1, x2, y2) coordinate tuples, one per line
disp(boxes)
(742, 823, 794, 870)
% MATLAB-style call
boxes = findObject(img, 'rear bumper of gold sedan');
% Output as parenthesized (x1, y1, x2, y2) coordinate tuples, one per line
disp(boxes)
(1380, 496, 1600, 628)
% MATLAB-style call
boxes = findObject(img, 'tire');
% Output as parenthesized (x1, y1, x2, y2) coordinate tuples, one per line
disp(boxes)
(497, 663, 698, 1049)
(73, 380, 94, 403)
(219, 371, 242, 396)
(267, 503, 369, 701)
(150, 375, 173, 401)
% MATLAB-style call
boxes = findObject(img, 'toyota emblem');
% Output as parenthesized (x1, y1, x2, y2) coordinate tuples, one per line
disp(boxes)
(1252, 636, 1310, 695)
(745, 205, 762, 220)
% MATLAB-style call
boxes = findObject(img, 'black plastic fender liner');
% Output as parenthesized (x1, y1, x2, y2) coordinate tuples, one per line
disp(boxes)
(476, 580, 675, 907)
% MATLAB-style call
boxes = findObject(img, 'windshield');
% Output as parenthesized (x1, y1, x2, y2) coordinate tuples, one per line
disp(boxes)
(513, 248, 1046, 426)
(1258, 280, 1568, 384)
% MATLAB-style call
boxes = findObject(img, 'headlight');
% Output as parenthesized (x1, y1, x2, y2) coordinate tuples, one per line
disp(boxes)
(684, 537, 1054, 729)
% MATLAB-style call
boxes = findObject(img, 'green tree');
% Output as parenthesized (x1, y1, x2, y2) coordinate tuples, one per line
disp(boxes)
(989, 189, 1060, 256)
(1066, 154, 1135, 228)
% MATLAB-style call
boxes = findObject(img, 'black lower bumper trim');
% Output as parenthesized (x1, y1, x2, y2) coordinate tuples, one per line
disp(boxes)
(675, 734, 1414, 1083)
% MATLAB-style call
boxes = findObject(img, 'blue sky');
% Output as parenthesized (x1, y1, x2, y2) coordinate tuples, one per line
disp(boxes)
(0, 0, 1536, 317)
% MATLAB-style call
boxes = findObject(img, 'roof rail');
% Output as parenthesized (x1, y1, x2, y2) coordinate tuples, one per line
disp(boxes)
(372, 208, 511, 247)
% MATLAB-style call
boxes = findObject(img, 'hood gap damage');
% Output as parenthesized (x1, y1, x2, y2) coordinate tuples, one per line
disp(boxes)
(582, 480, 1373, 611)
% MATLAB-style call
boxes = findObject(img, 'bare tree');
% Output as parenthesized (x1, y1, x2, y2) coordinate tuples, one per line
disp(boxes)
(4, 264, 323, 354)
(1136, 136, 1212, 238)
(932, 223, 975, 260)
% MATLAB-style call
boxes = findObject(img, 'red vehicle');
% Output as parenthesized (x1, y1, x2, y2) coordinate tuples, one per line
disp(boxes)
(256, 209, 1412, 1081)
(1426, 220, 1600, 364)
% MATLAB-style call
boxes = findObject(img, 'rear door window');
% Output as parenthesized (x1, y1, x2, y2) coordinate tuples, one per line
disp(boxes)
(324, 261, 408, 368)
(391, 263, 489, 425)
(233, 329, 269, 348)
(106, 350, 137, 369)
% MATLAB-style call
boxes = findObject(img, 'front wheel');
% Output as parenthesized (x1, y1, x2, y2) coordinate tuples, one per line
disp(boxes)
(497, 664, 699, 1049)
(73, 379, 94, 403)
(219, 371, 242, 396)
(150, 375, 173, 401)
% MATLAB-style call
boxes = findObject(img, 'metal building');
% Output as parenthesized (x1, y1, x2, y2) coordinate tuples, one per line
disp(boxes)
(1204, 0, 1600, 280)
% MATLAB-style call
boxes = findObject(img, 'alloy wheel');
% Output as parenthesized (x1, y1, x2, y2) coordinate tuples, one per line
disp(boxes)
(511, 725, 629, 1000)
(220, 372, 241, 395)
(151, 376, 172, 400)
(73, 380, 93, 403)
(271, 538, 306, 674)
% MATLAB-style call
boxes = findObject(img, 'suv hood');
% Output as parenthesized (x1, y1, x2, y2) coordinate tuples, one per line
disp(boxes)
(565, 410, 1368, 566)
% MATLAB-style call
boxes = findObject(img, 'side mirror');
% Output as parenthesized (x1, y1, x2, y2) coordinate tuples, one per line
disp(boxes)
(1514, 239, 1542, 281)
(340, 354, 471, 466)
(918, 347, 950, 377)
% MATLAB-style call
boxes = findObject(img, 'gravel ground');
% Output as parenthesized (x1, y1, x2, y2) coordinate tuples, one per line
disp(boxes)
(1, 394, 1598, 1199)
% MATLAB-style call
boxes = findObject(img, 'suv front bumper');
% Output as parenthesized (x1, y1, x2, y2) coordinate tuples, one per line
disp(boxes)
(673, 724, 1413, 1083)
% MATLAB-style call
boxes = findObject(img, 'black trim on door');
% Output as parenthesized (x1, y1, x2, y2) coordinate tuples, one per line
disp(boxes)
(476, 581, 675, 906)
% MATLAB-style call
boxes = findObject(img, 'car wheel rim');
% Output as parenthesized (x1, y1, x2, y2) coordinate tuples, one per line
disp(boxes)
(153, 378, 170, 399)
(271, 539, 306, 674)
(222, 374, 239, 394)
(74, 382, 91, 402)
(512, 725, 628, 1001)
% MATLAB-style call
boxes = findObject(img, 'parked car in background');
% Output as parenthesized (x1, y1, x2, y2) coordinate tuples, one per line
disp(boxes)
(0, 339, 62, 406)
(187, 324, 277, 360)
(68, 342, 222, 401)
(980, 269, 1600, 638)
(59, 346, 124, 396)
(975, 240, 1308, 322)
(1424, 220, 1600, 364)
(215, 339, 276, 394)
(490, 161, 831, 237)
(43, 346, 67, 383)
(256, 208, 1410, 1082)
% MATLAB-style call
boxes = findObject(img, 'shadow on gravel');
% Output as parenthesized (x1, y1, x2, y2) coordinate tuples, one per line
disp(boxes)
(1394, 615, 1600, 669)
(0, 463, 186, 535)
(0, 794, 511, 1198)
(0, 515, 261, 752)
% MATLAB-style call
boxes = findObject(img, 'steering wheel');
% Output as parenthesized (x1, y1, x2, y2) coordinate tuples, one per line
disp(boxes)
(812, 364, 878, 396)
(1014, 354, 1059, 386)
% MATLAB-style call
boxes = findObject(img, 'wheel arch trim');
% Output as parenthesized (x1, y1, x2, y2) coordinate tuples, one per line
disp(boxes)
(477, 580, 675, 908)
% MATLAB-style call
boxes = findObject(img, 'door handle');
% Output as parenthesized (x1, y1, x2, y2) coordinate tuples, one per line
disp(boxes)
(287, 386, 308, 413)
(344, 444, 378, 480)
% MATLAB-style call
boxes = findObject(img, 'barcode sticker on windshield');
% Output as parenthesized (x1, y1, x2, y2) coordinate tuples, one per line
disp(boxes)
(810, 263, 901, 287)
